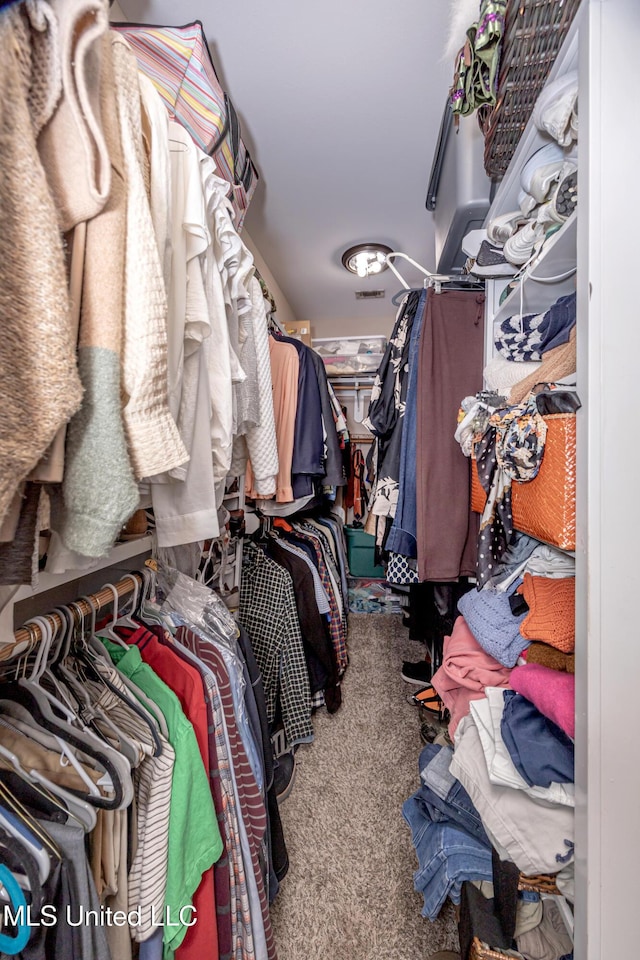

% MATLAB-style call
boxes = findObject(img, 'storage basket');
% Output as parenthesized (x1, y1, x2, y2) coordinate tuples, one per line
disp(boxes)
(479, 0, 582, 179)
(470, 413, 576, 551)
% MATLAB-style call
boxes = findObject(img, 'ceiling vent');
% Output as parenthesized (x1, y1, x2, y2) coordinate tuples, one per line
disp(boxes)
(355, 289, 385, 300)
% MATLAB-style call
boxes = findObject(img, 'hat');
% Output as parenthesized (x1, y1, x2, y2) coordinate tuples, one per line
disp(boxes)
(518, 574, 575, 652)
(458, 585, 529, 668)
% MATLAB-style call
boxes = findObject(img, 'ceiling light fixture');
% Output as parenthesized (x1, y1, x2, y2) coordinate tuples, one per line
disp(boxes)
(341, 243, 393, 278)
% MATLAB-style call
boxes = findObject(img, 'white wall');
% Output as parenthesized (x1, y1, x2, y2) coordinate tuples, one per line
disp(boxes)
(305, 313, 395, 341)
(109, 1, 127, 20)
(242, 229, 299, 329)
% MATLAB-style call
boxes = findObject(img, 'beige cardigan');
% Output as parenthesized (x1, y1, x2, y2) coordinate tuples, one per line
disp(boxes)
(0, 7, 83, 528)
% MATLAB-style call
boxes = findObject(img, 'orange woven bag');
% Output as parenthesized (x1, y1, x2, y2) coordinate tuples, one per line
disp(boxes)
(470, 413, 576, 551)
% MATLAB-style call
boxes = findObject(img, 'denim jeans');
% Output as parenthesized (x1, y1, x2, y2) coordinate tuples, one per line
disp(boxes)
(419, 743, 490, 845)
(385, 288, 427, 558)
(403, 790, 493, 920)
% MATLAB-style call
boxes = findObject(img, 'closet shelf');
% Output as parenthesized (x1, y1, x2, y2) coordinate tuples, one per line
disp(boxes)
(491, 212, 577, 327)
(0, 536, 153, 641)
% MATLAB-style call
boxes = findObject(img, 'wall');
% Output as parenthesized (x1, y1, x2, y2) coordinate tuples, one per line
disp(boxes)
(242, 230, 299, 329)
(305, 313, 394, 341)
(109, 1, 127, 19)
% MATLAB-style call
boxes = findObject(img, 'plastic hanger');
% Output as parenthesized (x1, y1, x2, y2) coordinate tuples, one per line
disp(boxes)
(0, 865, 31, 955)
(0, 731, 97, 832)
(0, 803, 50, 884)
(76, 587, 163, 759)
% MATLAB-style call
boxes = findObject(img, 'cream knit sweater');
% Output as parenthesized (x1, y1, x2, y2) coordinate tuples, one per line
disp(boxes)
(111, 34, 188, 480)
(0, 7, 83, 528)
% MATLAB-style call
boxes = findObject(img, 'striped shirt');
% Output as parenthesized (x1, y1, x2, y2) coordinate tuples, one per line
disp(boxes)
(84, 668, 174, 941)
(178, 626, 277, 960)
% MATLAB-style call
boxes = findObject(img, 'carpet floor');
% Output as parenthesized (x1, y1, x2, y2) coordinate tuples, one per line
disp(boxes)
(270, 612, 460, 960)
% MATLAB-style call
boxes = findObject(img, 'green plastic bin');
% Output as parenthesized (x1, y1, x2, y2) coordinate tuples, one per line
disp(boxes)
(344, 525, 385, 578)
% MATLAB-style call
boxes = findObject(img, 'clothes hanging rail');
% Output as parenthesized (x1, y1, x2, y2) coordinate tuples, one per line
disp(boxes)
(385, 251, 485, 305)
(7, 572, 144, 659)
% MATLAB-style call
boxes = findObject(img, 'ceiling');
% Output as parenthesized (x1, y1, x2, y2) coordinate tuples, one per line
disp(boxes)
(120, 0, 457, 328)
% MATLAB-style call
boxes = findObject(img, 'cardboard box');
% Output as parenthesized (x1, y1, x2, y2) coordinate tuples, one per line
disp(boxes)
(284, 321, 312, 346)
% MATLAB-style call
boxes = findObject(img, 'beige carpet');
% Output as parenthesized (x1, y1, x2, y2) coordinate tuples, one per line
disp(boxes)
(270, 613, 460, 960)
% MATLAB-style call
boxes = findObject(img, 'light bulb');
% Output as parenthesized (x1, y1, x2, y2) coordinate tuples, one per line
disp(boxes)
(355, 252, 369, 278)
(369, 260, 383, 274)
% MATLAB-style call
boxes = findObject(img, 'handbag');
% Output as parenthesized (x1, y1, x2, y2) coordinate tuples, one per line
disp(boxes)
(112, 21, 258, 230)
(471, 412, 576, 550)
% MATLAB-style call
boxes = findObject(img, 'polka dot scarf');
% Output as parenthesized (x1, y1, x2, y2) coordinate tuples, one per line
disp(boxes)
(475, 396, 547, 588)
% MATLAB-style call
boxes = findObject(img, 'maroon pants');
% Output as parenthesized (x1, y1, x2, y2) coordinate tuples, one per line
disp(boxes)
(416, 289, 485, 581)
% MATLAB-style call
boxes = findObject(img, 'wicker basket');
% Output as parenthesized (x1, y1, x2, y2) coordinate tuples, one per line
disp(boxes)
(468, 873, 561, 959)
(480, 0, 582, 179)
(470, 412, 576, 551)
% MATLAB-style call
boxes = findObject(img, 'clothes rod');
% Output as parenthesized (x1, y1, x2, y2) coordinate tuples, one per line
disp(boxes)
(8, 572, 143, 655)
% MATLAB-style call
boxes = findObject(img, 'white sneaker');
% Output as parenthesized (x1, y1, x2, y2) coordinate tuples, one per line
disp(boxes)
(486, 210, 528, 245)
(519, 143, 566, 214)
(503, 221, 545, 266)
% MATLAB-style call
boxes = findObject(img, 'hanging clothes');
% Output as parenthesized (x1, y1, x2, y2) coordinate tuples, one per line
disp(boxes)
(416, 290, 485, 581)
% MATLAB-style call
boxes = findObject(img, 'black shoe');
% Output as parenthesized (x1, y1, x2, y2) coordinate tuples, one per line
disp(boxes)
(273, 750, 296, 803)
(401, 659, 432, 686)
(420, 721, 441, 745)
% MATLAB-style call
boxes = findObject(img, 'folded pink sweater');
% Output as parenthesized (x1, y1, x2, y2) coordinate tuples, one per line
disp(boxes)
(510, 663, 575, 739)
(431, 616, 512, 738)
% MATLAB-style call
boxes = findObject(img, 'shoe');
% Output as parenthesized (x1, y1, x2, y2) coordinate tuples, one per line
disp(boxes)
(486, 210, 528, 245)
(426, 952, 461, 960)
(549, 164, 578, 221)
(274, 750, 296, 802)
(519, 143, 565, 213)
(503, 220, 545, 266)
(401, 659, 432, 686)
(533, 69, 579, 146)
(420, 721, 439, 744)
(469, 240, 517, 278)
(411, 684, 449, 723)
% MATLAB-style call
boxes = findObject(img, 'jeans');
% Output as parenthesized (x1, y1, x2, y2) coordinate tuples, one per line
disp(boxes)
(419, 743, 491, 845)
(385, 288, 427, 558)
(403, 790, 493, 920)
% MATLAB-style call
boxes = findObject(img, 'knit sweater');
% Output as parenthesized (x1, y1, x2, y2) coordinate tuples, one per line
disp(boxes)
(0, 7, 83, 529)
(37, 0, 111, 232)
(518, 573, 575, 652)
(53, 31, 139, 558)
(111, 34, 188, 480)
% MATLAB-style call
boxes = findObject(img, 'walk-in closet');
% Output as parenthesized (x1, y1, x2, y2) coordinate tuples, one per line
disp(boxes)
(0, 0, 637, 958)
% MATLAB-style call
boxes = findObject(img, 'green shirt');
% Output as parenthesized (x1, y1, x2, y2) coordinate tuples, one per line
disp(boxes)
(103, 640, 222, 956)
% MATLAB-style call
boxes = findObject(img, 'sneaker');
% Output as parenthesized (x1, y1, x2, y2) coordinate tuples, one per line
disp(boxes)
(401, 660, 432, 686)
(420, 721, 439, 744)
(469, 240, 517, 278)
(486, 210, 528, 245)
(519, 143, 565, 213)
(503, 220, 545, 266)
(549, 164, 578, 220)
(274, 750, 296, 802)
